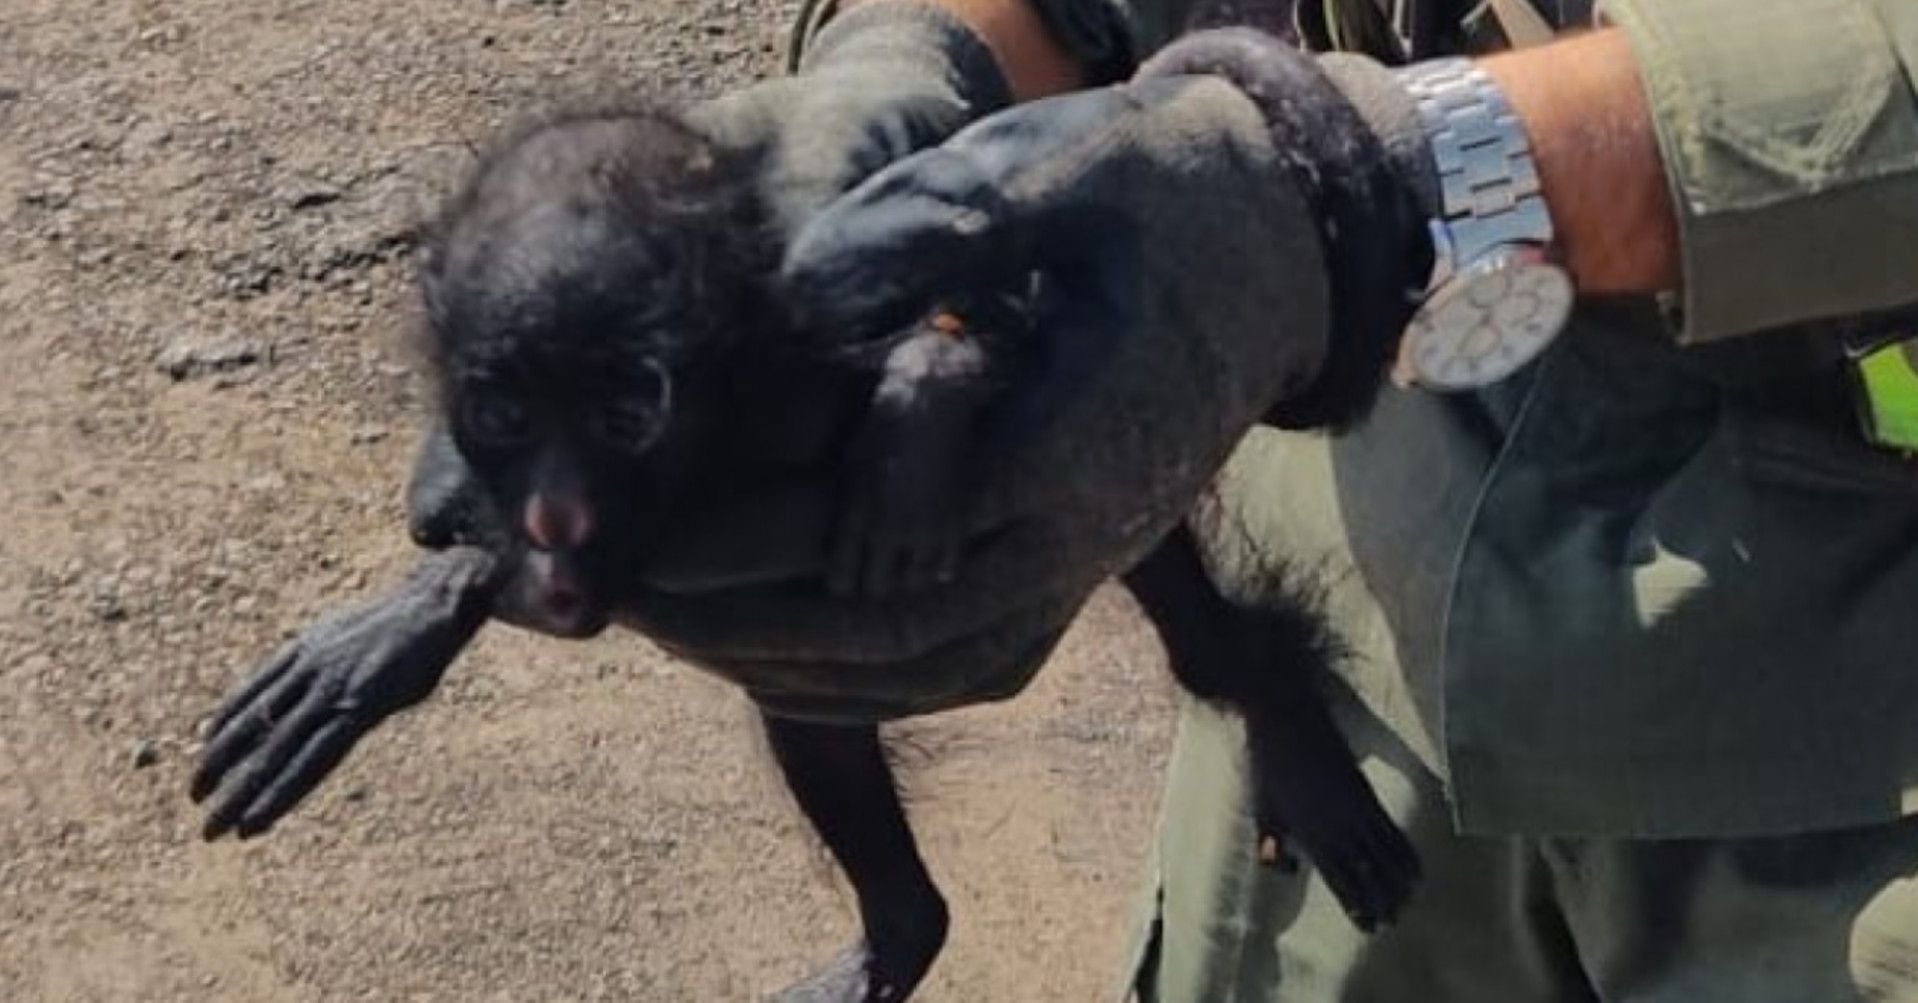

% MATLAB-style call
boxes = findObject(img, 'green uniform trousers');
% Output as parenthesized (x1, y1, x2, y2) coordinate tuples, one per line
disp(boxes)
(1125, 425, 1918, 1003)
(1129, 690, 1918, 1003)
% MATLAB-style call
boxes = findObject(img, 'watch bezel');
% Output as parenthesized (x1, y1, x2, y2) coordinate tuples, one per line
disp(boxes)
(1392, 242, 1573, 392)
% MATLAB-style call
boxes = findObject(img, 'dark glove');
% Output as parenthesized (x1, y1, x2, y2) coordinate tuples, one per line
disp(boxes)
(190, 547, 502, 839)
(685, 0, 1014, 239)
(782, 27, 1438, 431)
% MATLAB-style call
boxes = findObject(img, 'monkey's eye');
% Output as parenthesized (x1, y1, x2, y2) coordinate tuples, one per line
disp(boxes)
(588, 360, 671, 454)
(460, 392, 534, 448)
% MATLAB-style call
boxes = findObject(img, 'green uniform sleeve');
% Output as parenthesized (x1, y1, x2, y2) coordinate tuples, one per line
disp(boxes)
(1597, 0, 1918, 343)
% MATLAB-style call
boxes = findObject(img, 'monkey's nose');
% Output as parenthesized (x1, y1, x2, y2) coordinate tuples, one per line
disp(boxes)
(524, 493, 595, 550)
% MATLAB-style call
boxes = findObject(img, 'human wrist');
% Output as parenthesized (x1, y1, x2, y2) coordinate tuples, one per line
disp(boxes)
(1476, 28, 1678, 295)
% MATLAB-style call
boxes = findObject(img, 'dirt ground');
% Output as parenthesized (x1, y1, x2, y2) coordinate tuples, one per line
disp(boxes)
(0, 1, 1183, 999)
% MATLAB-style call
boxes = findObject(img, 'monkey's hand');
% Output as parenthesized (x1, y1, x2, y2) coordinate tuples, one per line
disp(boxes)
(832, 321, 995, 598)
(190, 546, 502, 840)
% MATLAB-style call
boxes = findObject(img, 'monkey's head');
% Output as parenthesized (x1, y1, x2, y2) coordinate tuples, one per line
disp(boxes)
(417, 108, 775, 637)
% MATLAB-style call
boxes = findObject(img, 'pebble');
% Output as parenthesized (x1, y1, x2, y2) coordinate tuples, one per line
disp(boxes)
(130, 739, 159, 769)
(123, 120, 173, 152)
(288, 184, 342, 210)
(157, 334, 262, 380)
(90, 594, 128, 623)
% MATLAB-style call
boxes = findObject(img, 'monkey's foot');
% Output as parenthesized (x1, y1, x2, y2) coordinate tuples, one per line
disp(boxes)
(768, 941, 932, 1003)
(1246, 712, 1421, 933)
(770, 891, 947, 1003)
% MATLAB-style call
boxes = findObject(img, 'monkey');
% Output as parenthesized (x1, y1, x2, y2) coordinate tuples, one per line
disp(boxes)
(194, 106, 1419, 1003)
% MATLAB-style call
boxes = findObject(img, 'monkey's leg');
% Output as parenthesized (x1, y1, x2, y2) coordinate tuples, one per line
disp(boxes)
(1120, 524, 1421, 932)
(762, 714, 948, 1003)
(833, 325, 993, 599)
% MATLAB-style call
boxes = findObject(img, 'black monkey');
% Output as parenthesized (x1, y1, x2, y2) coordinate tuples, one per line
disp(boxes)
(195, 108, 1418, 1003)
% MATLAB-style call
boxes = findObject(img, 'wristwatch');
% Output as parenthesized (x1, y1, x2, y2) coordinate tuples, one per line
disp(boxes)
(1390, 57, 1575, 392)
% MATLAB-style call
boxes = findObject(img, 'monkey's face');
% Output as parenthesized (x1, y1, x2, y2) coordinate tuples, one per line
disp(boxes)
(418, 109, 774, 637)
(443, 343, 702, 638)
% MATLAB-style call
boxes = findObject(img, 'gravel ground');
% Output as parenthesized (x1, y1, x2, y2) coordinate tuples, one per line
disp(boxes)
(0, 1, 1182, 999)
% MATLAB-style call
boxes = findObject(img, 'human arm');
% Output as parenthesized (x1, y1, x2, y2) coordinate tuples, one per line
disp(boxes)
(1477, 27, 1678, 297)
(813, 0, 1918, 343)
(1516, 0, 1918, 339)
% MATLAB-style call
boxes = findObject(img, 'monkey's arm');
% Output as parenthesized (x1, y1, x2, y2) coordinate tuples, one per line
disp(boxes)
(191, 545, 504, 839)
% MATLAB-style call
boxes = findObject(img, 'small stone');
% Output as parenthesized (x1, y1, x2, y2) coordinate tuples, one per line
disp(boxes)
(124, 120, 173, 152)
(90, 595, 128, 623)
(21, 181, 74, 210)
(0, 86, 19, 103)
(130, 739, 159, 769)
(157, 334, 261, 380)
(349, 425, 388, 445)
(343, 788, 368, 803)
(288, 184, 341, 210)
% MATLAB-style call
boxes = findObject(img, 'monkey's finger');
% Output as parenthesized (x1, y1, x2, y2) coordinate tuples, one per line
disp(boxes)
(829, 495, 874, 598)
(900, 541, 937, 596)
(1369, 821, 1422, 917)
(905, 533, 957, 594)
(191, 669, 312, 803)
(1315, 855, 1375, 932)
(1361, 828, 1416, 927)
(234, 717, 363, 839)
(781, 148, 1018, 347)
(201, 683, 334, 839)
(860, 538, 901, 600)
(934, 542, 960, 587)
(204, 638, 303, 739)
(782, 88, 1150, 340)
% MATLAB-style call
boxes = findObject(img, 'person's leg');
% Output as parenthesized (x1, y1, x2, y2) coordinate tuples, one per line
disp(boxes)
(1551, 815, 1918, 1003)
(1120, 418, 1597, 1002)
(1125, 686, 1602, 1003)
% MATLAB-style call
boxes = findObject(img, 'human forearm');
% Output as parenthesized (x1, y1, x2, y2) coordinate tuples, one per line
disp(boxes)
(1478, 28, 1679, 297)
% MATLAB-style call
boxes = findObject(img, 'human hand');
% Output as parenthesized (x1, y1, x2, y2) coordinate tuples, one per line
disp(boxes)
(190, 547, 501, 839)
(781, 27, 1437, 430)
(685, 1, 1014, 242)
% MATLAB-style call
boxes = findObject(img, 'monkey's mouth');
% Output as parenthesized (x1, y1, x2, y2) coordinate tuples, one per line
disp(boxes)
(510, 549, 612, 639)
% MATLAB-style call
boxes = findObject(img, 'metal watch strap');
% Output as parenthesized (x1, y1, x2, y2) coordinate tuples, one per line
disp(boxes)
(1395, 56, 1554, 275)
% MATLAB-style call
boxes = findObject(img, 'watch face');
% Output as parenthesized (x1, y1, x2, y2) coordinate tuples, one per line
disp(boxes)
(1402, 256, 1574, 391)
